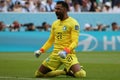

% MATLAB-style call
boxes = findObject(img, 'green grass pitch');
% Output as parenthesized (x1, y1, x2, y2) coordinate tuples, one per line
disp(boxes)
(0, 52, 120, 80)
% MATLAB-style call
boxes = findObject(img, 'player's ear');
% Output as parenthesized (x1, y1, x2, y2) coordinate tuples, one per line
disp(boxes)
(63, 7, 68, 12)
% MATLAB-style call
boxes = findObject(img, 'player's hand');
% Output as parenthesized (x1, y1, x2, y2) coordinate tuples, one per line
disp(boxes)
(58, 50, 67, 59)
(34, 48, 44, 58)
(34, 50, 42, 58)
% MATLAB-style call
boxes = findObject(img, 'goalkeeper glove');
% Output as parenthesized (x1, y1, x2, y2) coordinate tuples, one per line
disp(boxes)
(34, 48, 44, 58)
(58, 50, 67, 59)
(58, 48, 70, 59)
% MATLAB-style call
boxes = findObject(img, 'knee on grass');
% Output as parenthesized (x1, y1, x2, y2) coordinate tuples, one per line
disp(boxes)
(74, 69, 86, 78)
(35, 70, 66, 77)
(35, 70, 44, 77)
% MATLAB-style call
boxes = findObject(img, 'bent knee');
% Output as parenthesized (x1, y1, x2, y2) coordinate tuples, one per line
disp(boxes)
(74, 69, 86, 78)
(35, 70, 44, 78)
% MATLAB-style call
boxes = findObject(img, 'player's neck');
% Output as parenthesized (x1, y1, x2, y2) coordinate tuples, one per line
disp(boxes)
(60, 15, 69, 21)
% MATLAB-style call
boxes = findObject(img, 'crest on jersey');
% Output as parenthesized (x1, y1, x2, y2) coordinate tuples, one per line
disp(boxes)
(75, 25, 79, 30)
(63, 26, 67, 31)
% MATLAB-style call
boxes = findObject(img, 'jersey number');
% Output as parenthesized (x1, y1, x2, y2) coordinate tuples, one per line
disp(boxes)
(57, 32, 62, 40)
(66, 56, 73, 62)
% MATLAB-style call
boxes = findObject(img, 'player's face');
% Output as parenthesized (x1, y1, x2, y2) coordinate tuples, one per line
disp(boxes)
(55, 4, 66, 20)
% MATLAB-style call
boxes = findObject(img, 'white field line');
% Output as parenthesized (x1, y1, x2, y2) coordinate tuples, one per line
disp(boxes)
(0, 76, 50, 80)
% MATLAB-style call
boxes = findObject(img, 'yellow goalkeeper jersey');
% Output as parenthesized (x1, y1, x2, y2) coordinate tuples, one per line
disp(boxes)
(41, 17, 80, 54)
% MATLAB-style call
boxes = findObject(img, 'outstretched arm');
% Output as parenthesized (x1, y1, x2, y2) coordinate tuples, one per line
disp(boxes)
(41, 32, 54, 52)
(34, 26, 54, 58)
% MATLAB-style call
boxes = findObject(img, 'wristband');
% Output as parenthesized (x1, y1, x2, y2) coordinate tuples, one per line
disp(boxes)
(64, 48, 70, 54)
(40, 48, 44, 53)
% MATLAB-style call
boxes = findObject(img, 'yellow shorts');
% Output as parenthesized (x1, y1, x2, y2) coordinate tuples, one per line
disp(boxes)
(42, 51, 79, 71)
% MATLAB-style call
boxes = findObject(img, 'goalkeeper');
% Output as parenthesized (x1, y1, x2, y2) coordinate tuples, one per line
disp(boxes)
(34, 1, 86, 78)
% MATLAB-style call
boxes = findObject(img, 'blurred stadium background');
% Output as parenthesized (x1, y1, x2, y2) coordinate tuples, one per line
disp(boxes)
(0, 0, 120, 80)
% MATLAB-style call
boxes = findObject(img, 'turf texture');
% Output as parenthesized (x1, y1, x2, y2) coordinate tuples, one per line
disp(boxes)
(0, 52, 120, 80)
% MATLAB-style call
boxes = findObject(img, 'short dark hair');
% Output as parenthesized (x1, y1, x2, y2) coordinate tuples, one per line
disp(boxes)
(56, 1, 69, 11)
(112, 22, 117, 26)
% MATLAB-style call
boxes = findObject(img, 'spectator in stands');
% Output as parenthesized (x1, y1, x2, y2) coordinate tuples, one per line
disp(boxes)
(12, 0, 21, 4)
(0, 0, 119, 13)
(112, 1, 120, 13)
(71, 2, 81, 12)
(96, 0, 103, 9)
(6, 0, 14, 12)
(45, 0, 56, 12)
(34, 0, 46, 12)
(0, 21, 5, 31)
(22, 1, 31, 12)
(89, 0, 98, 12)
(26, 0, 36, 13)
(13, 1, 22, 12)
(9, 20, 21, 32)
(0, 0, 8, 12)
(81, 0, 90, 12)
(86, 0, 92, 11)
(111, 22, 120, 31)
(95, 6, 102, 12)
(111, 0, 119, 8)
(102, 2, 112, 13)
(72, 0, 82, 5)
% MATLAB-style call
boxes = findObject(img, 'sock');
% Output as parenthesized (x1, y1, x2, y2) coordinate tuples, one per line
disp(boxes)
(74, 69, 86, 78)
(35, 70, 44, 78)
(45, 70, 66, 77)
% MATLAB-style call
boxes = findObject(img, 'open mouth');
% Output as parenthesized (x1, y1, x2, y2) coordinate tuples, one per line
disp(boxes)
(55, 12, 63, 19)
(55, 13, 60, 18)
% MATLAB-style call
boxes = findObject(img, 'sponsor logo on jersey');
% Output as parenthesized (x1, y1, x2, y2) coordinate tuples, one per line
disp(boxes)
(63, 26, 67, 31)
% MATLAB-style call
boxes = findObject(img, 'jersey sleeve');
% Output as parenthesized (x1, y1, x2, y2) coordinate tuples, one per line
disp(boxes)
(68, 22, 80, 51)
(41, 24, 55, 52)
